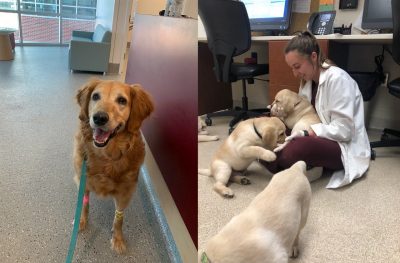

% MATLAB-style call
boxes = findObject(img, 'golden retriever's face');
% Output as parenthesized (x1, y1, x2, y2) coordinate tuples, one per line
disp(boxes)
(77, 79, 154, 148)
(88, 82, 131, 147)
(269, 89, 301, 118)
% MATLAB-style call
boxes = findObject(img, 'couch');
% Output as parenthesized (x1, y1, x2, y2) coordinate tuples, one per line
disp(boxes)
(69, 24, 112, 74)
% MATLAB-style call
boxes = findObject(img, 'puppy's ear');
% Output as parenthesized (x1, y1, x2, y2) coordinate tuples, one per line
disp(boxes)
(76, 79, 101, 121)
(293, 96, 302, 108)
(262, 125, 278, 150)
(127, 84, 154, 133)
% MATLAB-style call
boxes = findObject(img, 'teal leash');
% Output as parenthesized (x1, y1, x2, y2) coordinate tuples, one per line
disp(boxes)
(65, 160, 87, 263)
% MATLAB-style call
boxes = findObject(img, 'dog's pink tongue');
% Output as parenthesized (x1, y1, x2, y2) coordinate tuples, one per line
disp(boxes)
(93, 128, 112, 143)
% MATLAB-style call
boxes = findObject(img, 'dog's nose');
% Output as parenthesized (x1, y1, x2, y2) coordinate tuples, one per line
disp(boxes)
(93, 111, 109, 126)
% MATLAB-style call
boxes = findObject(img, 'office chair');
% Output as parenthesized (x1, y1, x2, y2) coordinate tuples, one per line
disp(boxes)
(199, 0, 269, 133)
(370, 0, 400, 160)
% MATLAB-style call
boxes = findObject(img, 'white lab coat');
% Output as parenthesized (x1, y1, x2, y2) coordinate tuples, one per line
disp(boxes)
(299, 64, 370, 188)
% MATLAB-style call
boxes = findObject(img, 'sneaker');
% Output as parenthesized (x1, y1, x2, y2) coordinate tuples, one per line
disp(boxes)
(306, 166, 323, 182)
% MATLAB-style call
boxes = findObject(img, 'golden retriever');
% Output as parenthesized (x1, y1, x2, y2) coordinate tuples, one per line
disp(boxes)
(73, 79, 154, 253)
(269, 89, 321, 152)
(198, 117, 286, 198)
(200, 161, 312, 263)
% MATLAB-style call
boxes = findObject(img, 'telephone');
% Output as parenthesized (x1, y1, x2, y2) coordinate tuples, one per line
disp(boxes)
(307, 11, 336, 35)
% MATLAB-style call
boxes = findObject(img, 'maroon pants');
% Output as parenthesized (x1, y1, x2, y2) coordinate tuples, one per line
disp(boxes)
(261, 136, 344, 173)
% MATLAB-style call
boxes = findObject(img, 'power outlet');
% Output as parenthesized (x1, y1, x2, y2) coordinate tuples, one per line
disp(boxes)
(383, 73, 390, 86)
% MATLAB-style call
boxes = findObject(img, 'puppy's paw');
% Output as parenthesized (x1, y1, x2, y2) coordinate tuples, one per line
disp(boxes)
(260, 151, 277, 162)
(111, 236, 127, 254)
(290, 246, 299, 258)
(240, 177, 251, 185)
(221, 188, 234, 198)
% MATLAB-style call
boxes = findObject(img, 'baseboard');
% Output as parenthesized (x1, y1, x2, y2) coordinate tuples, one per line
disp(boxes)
(142, 140, 197, 263)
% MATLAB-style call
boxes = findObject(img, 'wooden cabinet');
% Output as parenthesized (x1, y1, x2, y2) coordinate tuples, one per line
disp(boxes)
(268, 40, 348, 103)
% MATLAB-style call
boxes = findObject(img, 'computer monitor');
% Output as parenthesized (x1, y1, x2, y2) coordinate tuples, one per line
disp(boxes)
(242, 0, 293, 35)
(361, 0, 393, 31)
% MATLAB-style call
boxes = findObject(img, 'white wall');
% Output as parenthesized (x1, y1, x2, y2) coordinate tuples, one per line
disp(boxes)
(96, 0, 115, 30)
(96, 0, 132, 74)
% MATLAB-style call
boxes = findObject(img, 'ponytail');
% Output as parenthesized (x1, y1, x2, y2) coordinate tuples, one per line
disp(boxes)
(284, 31, 334, 69)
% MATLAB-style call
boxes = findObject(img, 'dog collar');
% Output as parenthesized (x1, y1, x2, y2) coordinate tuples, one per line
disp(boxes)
(253, 122, 262, 139)
(201, 252, 212, 263)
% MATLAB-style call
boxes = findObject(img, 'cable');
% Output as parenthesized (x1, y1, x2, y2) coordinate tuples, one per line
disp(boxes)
(374, 46, 385, 83)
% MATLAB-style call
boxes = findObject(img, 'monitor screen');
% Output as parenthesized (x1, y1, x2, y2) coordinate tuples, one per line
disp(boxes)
(361, 0, 392, 30)
(242, 0, 293, 34)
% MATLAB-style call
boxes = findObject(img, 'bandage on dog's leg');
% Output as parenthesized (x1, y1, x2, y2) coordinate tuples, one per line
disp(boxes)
(111, 209, 127, 253)
(114, 209, 124, 221)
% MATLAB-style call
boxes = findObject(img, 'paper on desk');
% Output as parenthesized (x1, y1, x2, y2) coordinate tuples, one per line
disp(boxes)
(319, 0, 334, 11)
(292, 0, 311, 13)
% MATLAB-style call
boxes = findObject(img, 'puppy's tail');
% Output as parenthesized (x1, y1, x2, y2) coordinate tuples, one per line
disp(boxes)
(198, 168, 212, 177)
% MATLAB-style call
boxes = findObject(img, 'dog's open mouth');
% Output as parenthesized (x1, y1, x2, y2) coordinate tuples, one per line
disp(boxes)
(92, 124, 122, 147)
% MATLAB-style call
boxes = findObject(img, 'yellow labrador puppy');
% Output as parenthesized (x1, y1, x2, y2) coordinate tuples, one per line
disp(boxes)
(198, 116, 219, 142)
(200, 161, 311, 263)
(198, 117, 286, 198)
(269, 89, 321, 152)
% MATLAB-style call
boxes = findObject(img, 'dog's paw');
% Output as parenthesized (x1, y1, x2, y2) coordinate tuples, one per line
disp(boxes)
(240, 177, 251, 185)
(79, 218, 87, 232)
(290, 246, 299, 258)
(222, 188, 234, 198)
(260, 151, 277, 162)
(111, 236, 127, 254)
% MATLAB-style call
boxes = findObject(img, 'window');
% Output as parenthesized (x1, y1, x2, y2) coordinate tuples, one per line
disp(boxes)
(0, 0, 97, 45)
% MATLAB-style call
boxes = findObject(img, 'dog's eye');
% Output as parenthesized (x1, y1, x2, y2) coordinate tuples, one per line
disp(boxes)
(117, 97, 127, 105)
(92, 93, 100, 101)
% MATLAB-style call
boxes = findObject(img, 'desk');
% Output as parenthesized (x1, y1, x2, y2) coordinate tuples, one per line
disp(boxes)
(198, 33, 393, 44)
(199, 33, 393, 104)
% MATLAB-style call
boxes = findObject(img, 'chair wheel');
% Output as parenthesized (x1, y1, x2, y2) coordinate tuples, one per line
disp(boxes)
(371, 149, 376, 160)
(229, 127, 234, 134)
(205, 118, 212, 126)
(381, 133, 389, 141)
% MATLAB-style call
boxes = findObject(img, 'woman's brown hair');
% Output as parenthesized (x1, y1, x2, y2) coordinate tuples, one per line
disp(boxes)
(284, 31, 334, 69)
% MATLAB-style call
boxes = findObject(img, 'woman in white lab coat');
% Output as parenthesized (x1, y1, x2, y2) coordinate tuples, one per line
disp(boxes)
(264, 31, 370, 188)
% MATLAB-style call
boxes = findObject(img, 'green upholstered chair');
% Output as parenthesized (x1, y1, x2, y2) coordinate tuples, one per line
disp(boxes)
(69, 24, 112, 74)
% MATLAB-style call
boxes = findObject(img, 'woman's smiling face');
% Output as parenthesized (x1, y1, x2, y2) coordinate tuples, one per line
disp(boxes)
(285, 50, 318, 82)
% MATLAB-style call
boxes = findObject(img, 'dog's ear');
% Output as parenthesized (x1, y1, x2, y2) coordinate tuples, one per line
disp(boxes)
(127, 84, 154, 133)
(262, 125, 278, 150)
(76, 79, 101, 121)
(293, 96, 302, 108)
